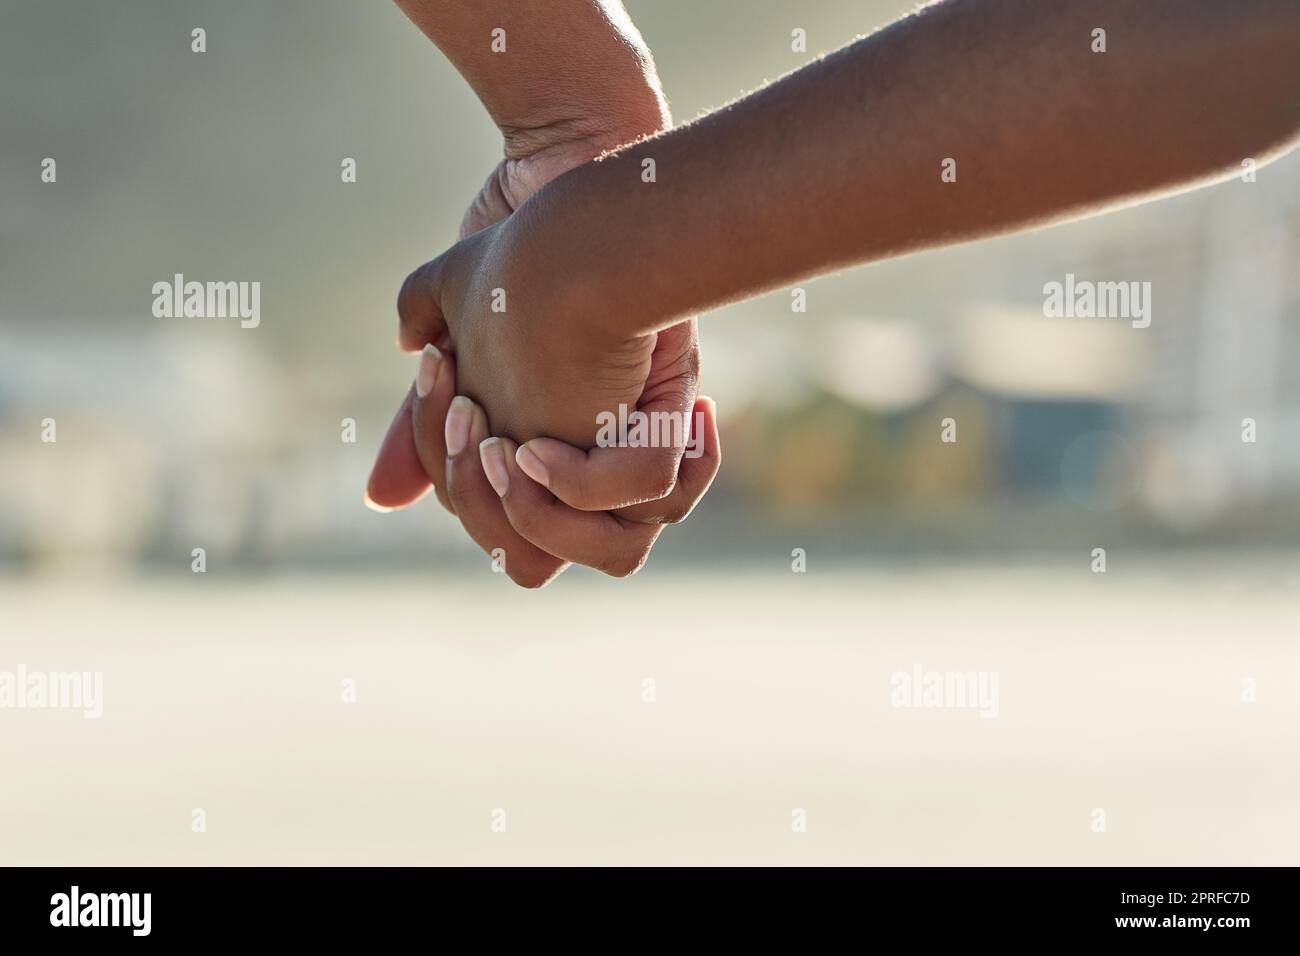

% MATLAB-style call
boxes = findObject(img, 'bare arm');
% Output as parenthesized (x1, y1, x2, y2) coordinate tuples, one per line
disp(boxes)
(502, 0, 1300, 339)
(393, 0, 669, 160)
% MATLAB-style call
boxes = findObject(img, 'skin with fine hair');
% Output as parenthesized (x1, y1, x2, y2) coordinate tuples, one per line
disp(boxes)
(373, 0, 1300, 586)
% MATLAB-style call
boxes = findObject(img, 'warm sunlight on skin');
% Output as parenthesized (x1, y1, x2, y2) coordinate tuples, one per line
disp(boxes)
(370, 0, 1300, 585)
(5, 0, 1300, 898)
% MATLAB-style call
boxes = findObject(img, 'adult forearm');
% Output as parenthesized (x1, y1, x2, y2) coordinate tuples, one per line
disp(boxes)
(393, 0, 669, 149)
(518, 0, 1300, 339)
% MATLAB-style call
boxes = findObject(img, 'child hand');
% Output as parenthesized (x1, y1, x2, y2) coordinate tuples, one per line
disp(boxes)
(396, 217, 662, 450)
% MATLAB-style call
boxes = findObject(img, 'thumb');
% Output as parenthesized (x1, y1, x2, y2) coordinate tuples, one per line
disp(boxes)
(396, 254, 451, 354)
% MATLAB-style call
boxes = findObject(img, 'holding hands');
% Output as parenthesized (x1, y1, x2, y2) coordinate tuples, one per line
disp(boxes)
(366, 0, 1300, 586)
(365, 0, 720, 586)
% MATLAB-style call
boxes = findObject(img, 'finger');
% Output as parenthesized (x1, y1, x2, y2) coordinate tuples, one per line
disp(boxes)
(408, 343, 459, 514)
(480, 436, 662, 578)
(459, 162, 514, 239)
(512, 320, 701, 511)
(514, 422, 685, 512)
(396, 258, 450, 354)
(364, 344, 458, 514)
(443, 396, 569, 588)
(638, 319, 700, 409)
(615, 396, 722, 525)
(364, 388, 432, 512)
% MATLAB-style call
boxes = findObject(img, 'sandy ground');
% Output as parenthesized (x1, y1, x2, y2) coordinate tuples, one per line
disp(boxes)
(2, 558, 1297, 866)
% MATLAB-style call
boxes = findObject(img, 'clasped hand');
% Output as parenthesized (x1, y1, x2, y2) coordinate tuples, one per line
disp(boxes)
(365, 145, 719, 587)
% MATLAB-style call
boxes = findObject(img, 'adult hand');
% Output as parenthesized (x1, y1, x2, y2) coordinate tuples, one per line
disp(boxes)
(396, 341, 720, 582)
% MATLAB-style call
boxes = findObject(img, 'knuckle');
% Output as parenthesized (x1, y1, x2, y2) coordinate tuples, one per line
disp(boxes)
(637, 451, 680, 502)
(396, 269, 423, 324)
(396, 260, 440, 334)
(501, 500, 541, 538)
(507, 568, 542, 588)
(444, 474, 474, 513)
(660, 499, 693, 525)
(598, 535, 654, 578)
(603, 549, 649, 578)
(661, 466, 718, 524)
(508, 561, 558, 589)
(566, 466, 596, 508)
(682, 344, 701, 383)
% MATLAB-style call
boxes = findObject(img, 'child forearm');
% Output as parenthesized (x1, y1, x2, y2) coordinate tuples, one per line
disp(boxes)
(512, 0, 1300, 339)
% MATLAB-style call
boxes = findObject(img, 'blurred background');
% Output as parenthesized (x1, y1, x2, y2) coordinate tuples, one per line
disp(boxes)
(1, 0, 1298, 865)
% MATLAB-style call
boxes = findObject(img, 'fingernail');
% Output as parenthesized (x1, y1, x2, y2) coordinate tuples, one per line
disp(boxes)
(415, 343, 442, 398)
(515, 443, 550, 488)
(362, 490, 393, 514)
(480, 438, 510, 497)
(445, 396, 473, 457)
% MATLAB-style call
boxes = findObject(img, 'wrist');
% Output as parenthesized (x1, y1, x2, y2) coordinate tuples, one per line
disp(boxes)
(497, 82, 669, 160)
(491, 84, 669, 229)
